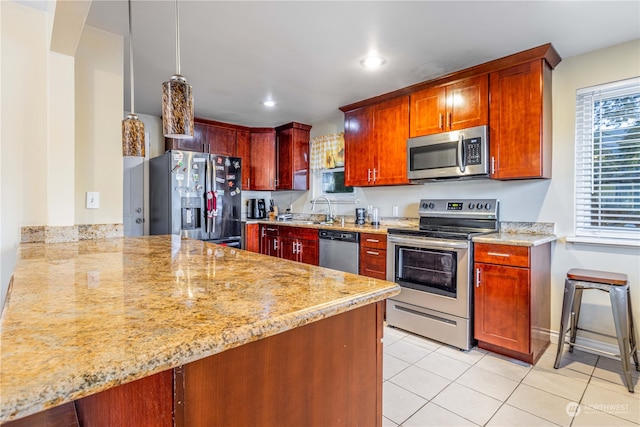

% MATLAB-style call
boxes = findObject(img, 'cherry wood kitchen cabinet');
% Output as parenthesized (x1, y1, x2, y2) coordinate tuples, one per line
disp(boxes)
(236, 130, 252, 190)
(280, 226, 319, 266)
(342, 96, 409, 187)
(244, 222, 260, 253)
(275, 122, 312, 191)
(250, 129, 277, 190)
(165, 135, 206, 153)
(259, 224, 280, 257)
(409, 75, 488, 137)
(359, 233, 387, 280)
(489, 57, 556, 179)
(474, 242, 551, 364)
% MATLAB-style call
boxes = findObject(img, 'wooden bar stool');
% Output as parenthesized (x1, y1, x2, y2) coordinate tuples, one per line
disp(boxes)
(554, 268, 639, 392)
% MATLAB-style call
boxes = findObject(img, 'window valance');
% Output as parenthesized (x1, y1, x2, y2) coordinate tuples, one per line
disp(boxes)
(310, 132, 344, 170)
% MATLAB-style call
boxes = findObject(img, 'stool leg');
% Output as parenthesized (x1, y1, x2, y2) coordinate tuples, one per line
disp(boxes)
(627, 288, 639, 371)
(610, 286, 634, 393)
(555, 278, 578, 369)
(569, 287, 584, 353)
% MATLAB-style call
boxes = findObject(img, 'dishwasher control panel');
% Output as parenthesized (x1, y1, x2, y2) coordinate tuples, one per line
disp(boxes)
(319, 229, 360, 243)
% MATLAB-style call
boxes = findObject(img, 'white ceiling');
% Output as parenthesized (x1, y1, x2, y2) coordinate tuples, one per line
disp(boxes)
(84, 1, 640, 128)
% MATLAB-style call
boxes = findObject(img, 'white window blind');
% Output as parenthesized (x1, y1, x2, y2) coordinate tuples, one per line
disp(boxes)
(575, 77, 640, 241)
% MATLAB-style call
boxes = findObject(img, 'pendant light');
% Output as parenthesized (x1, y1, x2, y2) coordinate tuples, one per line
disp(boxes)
(162, 0, 194, 139)
(122, 0, 145, 156)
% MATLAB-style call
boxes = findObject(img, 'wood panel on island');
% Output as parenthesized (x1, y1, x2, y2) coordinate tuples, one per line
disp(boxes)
(340, 43, 560, 183)
(473, 242, 552, 364)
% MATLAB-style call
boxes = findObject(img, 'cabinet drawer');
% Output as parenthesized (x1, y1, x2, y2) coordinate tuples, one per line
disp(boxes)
(260, 225, 279, 236)
(474, 243, 529, 267)
(359, 248, 387, 280)
(279, 226, 318, 241)
(360, 233, 387, 249)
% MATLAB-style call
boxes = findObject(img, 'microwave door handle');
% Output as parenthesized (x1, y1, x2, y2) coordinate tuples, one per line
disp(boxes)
(458, 133, 466, 173)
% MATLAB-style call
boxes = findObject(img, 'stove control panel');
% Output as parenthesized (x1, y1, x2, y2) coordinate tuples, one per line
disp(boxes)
(419, 199, 499, 219)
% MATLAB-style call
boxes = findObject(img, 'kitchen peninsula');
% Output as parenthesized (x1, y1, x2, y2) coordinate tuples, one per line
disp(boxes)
(0, 235, 399, 425)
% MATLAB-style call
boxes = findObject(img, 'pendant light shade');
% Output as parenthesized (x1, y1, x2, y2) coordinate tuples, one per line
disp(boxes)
(162, 0, 194, 139)
(122, 0, 145, 156)
(162, 74, 194, 138)
(122, 113, 145, 156)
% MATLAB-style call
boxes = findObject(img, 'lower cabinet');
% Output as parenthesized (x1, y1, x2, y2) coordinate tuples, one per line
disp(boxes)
(259, 224, 319, 266)
(359, 233, 387, 280)
(473, 242, 551, 364)
(259, 224, 280, 257)
(244, 223, 260, 253)
(280, 227, 319, 266)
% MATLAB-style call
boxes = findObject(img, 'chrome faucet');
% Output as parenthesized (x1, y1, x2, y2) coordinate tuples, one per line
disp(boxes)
(311, 196, 333, 222)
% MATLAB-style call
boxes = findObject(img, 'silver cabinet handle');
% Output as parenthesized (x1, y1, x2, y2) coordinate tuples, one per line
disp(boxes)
(266, 227, 277, 232)
(487, 252, 510, 257)
(373, 168, 377, 182)
(247, 178, 250, 188)
(476, 268, 481, 287)
(366, 251, 379, 256)
(491, 156, 495, 175)
(273, 239, 278, 251)
(292, 241, 297, 254)
(366, 239, 380, 243)
(367, 169, 372, 182)
(438, 113, 443, 130)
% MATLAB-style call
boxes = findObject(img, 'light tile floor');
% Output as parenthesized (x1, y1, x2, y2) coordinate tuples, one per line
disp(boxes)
(383, 326, 640, 426)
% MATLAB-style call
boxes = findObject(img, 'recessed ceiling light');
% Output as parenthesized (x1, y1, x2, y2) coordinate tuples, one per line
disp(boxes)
(263, 100, 276, 107)
(361, 54, 386, 69)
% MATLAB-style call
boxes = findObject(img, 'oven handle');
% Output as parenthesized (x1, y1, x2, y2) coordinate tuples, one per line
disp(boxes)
(387, 235, 469, 250)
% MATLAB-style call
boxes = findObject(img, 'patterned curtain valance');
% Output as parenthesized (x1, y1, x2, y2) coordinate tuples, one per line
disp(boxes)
(309, 132, 345, 170)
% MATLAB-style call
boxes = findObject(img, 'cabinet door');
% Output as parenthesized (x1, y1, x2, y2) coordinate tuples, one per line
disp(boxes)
(280, 236, 297, 262)
(250, 130, 276, 190)
(490, 60, 550, 179)
(409, 86, 446, 137)
(373, 96, 409, 186)
(237, 130, 251, 190)
(359, 248, 386, 280)
(344, 107, 374, 187)
(447, 75, 488, 131)
(208, 125, 237, 156)
(165, 137, 205, 153)
(245, 223, 260, 253)
(474, 262, 530, 354)
(298, 239, 319, 266)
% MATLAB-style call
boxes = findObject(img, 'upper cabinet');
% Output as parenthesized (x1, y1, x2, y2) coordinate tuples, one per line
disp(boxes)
(275, 122, 312, 191)
(236, 130, 251, 190)
(489, 60, 553, 179)
(343, 96, 409, 187)
(340, 43, 560, 183)
(249, 129, 277, 191)
(409, 75, 488, 137)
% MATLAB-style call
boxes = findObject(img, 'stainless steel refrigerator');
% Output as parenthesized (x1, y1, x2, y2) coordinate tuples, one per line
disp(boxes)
(150, 150, 242, 247)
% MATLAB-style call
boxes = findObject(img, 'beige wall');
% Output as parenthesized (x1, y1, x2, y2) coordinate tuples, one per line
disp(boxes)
(74, 26, 123, 225)
(0, 2, 49, 308)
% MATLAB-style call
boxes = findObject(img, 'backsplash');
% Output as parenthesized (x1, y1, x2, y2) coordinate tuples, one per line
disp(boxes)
(21, 224, 123, 244)
(500, 221, 555, 235)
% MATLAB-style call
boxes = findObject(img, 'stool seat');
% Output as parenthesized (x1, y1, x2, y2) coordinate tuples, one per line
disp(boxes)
(567, 268, 628, 286)
(555, 268, 638, 393)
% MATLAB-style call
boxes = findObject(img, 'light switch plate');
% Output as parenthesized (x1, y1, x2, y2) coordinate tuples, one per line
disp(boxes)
(86, 192, 99, 209)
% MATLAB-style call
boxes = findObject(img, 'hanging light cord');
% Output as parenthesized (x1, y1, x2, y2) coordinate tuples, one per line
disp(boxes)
(175, 0, 181, 75)
(128, 0, 135, 114)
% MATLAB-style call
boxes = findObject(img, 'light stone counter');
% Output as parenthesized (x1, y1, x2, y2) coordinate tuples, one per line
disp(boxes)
(0, 235, 399, 422)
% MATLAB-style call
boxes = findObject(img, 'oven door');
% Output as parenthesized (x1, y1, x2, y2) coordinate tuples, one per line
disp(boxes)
(386, 234, 471, 318)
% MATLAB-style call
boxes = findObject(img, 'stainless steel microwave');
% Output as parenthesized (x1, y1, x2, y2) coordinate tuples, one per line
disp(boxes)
(407, 125, 489, 182)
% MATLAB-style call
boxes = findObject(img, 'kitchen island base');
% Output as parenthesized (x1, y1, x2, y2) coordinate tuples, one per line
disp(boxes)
(4, 301, 384, 427)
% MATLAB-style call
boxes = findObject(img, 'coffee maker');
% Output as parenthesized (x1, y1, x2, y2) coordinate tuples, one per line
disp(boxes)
(247, 199, 266, 219)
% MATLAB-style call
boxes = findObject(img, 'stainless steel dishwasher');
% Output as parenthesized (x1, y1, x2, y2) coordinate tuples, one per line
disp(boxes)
(318, 230, 360, 274)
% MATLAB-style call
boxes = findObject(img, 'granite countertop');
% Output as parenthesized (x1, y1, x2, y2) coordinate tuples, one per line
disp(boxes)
(0, 235, 399, 422)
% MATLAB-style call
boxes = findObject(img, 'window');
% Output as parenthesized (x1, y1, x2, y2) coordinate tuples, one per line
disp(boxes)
(574, 77, 640, 242)
(321, 168, 354, 195)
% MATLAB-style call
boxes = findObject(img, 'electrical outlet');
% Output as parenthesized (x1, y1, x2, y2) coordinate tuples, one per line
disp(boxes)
(86, 192, 99, 209)
(392, 205, 399, 217)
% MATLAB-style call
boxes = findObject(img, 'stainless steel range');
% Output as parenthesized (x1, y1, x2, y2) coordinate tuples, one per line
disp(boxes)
(386, 199, 499, 350)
